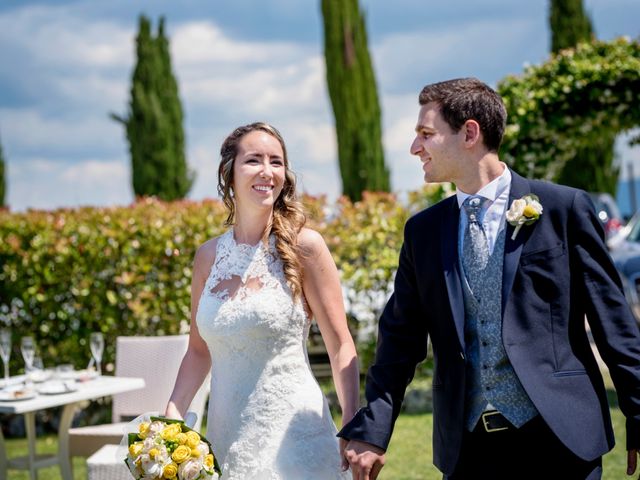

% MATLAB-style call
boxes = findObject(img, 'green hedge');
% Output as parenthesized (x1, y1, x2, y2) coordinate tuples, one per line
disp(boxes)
(0, 188, 449, 375)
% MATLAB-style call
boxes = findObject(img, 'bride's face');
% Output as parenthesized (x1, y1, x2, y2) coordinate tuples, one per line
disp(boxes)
(232, 130, 286, 212)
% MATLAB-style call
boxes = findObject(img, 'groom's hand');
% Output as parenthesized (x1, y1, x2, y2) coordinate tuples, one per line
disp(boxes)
(344, 439, 385, 480)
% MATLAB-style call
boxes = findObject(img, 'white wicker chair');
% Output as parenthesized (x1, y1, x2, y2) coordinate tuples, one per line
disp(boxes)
(69, 335, 210, 457)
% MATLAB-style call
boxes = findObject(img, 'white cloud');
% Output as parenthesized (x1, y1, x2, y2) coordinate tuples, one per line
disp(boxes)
(0, 5, 132, 70)
(172, 21, 301, 64)
(8, 157, 131, 211)
(1, 108, 124, 154)
(173, 23, 328, 119)
(372, 17, 543, 90)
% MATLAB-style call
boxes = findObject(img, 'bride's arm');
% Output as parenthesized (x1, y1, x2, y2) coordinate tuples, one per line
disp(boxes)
(299, 228, 360, 425)
(165, 242, 215, 420)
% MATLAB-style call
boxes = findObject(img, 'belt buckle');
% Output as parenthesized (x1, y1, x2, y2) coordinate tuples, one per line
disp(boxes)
(481, 411, 508, 433)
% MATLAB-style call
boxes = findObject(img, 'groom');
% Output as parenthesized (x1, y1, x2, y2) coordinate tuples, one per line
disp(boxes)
(339, 78, 640, 479)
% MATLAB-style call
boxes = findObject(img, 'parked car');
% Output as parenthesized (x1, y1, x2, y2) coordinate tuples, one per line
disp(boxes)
(609, 211, 640, 322)
(588, 192, 624, 240)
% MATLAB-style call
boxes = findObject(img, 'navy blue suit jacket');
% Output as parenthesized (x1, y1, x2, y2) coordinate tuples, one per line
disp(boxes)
(338, 170, 640, 475)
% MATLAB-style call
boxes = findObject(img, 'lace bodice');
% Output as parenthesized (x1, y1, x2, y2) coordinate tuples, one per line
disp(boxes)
(196, 229, 349, 480)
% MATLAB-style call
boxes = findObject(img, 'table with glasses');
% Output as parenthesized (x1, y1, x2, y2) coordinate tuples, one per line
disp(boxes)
(0, 373, 145, 480)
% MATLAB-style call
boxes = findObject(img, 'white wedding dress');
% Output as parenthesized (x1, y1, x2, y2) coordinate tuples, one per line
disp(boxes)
(196, 229, 350, 479)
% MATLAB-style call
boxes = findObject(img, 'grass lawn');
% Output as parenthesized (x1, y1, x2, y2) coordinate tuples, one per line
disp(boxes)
(2, 388, 630, 479)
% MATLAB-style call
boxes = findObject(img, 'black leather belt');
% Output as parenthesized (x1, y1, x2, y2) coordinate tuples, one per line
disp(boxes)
(476, 411, 513, 433)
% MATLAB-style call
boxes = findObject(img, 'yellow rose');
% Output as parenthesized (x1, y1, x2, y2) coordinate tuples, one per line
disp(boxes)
(171, 445, 191, 464)
(185, 431, 201, 449)
(138, 422, 150, 439)
(190, 447, 201, 458)
(149, 448, 159, 459)
(176, 433, 187, 445)
(163, 462, 179, 479)
(160, 423, 182, 441)
(129, 442, 143, 457)
(204, 454, 214, 471)
(523, 204, 538, 219)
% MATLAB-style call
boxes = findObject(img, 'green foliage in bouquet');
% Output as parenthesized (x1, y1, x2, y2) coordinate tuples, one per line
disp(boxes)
(498, 37, 640, 182)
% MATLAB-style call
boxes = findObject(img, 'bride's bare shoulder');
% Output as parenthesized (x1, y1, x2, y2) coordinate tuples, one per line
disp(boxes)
(297, 227, 326, 247)
(297, 228, 329, 262)
(193, 233, 226, 275)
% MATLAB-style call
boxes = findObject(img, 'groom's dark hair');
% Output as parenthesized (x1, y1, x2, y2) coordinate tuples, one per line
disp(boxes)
(419, 78, 506, 152)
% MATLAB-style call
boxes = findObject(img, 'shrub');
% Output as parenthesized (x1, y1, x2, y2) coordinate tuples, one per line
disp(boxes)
(0, 189, 450, 376)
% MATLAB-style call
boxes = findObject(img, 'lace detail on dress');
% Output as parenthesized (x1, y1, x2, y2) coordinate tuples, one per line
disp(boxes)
(204, 231, 282, 301)
(196, 229, 349, 480)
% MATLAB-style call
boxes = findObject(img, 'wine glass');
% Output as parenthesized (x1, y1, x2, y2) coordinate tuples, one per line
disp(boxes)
(90, 332, 104, 376)
(0, 329, 11, 387)
(21, 336, 36, 384)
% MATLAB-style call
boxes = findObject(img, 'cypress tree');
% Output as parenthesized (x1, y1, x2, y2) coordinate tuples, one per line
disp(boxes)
(321, 0, 389, 201)
(112, 15, 193, 201)
(156, 19, 192, 199)
(549, 0, 593, 52)
(0, 135, 5, 208)
(550, 0, 617, 195)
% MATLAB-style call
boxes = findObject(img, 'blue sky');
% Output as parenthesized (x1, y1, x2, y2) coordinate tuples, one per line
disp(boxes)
(1, 0, 639, 211)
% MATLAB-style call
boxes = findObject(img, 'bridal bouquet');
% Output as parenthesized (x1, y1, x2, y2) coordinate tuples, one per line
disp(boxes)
(123, 415, 221, 480)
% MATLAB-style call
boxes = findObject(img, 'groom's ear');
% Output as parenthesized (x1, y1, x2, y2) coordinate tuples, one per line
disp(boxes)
(462, 120, 481, 148)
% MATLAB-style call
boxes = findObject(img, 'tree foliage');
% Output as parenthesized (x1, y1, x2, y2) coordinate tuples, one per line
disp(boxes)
(549, 0, 618, 194)
(549, 0, 593, 53)
(113, 15, 193, 201)
(498, 38, 640, 181)
(321, 0, 389, 201)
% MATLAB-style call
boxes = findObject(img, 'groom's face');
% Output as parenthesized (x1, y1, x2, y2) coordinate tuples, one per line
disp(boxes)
(410, 102, 465, 184)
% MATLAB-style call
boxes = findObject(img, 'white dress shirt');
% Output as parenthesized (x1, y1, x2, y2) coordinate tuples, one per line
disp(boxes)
(456, 164, 512, 254)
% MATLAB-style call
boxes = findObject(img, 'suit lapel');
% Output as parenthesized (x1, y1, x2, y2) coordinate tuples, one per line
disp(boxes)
(502, 170, 533, 316)
(441, 197, 466, 352)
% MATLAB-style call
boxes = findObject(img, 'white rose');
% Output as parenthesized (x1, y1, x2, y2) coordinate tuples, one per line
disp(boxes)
(528, 199, 543, 214)
(506, 199, 526, 222)
(143, 437, 156, 451)
(140, 455, 163, 477)
(149, 421, 165, 435)
(197, 442, 209, 458)
(179, 459, 204, 480)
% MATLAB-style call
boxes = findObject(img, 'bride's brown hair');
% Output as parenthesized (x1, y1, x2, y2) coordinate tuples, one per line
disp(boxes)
(218, 122, 306, 299)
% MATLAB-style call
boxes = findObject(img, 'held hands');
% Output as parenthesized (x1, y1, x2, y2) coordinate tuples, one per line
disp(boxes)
(343, 440, 386, 480)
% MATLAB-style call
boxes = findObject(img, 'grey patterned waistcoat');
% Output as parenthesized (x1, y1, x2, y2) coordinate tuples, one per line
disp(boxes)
(460, 227, 538, 430)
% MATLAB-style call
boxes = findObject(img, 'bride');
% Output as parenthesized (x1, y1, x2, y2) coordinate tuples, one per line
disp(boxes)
(165, 122, 359, 479)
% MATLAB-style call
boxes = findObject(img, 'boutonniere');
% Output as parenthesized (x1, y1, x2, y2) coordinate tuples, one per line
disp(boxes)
(506, 194, 543, 240)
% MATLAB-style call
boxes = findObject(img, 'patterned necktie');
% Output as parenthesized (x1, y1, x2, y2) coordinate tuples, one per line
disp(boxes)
(462, 196, 490, 290)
